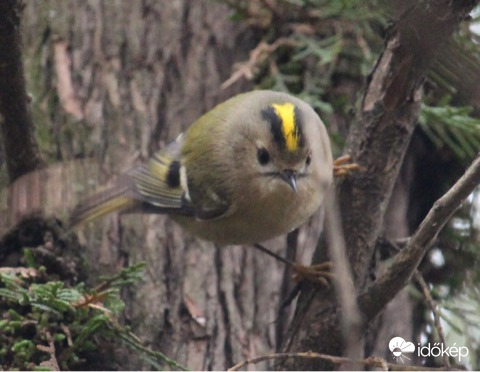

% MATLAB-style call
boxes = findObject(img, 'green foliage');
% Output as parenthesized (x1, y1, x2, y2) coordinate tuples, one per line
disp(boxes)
(0, 262, 187, 370)
(419, 98, 480, 160)
(221, 0, 387, 156)
(223, 0, 480, 162)
(441, 285, 480, 370)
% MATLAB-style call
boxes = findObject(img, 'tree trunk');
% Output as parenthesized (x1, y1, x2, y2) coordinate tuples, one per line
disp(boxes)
(13, 1, 480, 370)
(19, 1, 324, 369)
(0, 0, 44, 183)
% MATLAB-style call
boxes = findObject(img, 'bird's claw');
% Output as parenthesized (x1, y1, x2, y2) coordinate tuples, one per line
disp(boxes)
(291, 261, 334, 287)
(333, 154, 364, 177)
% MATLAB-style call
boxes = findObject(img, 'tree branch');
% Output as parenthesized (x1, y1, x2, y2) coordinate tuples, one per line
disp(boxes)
(359, 153, 480, 321)
(414, 271, 450, 368)
(0, 0, 44, 184)
(278, 1, 479, 369)
(229, 350, 459, 371)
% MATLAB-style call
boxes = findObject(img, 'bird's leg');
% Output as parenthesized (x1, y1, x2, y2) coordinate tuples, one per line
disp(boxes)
(333, 154, 364, 177)
(253, 243, 333, 287)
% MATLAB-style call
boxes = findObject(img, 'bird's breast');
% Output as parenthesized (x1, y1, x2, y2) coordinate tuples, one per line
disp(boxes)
(172, 177, 323, 245)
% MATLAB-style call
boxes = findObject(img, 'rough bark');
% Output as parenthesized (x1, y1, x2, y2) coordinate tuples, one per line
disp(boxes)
(18, 1, 324, 370)
(278, 1, 479, 369)
(0, 0, 44, 184)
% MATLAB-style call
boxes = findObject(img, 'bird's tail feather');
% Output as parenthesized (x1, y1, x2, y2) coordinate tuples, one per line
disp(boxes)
(69, 184, 136, 228)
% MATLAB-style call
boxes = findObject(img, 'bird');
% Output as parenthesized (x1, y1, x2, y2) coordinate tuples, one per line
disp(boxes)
(70, 90, 334, 280)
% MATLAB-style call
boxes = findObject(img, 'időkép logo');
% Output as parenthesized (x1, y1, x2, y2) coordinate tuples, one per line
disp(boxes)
(389, 336, 469, 364)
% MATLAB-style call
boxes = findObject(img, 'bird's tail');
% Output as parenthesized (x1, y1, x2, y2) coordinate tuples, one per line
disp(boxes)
(69, 184, 137, 228)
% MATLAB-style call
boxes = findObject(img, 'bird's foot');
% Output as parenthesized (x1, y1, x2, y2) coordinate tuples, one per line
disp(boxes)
(333, 154, 364, 177)
(291, 261, 334, 287)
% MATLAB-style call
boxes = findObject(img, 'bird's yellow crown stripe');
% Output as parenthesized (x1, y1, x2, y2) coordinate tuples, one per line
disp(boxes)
(272, 102, 299, 152)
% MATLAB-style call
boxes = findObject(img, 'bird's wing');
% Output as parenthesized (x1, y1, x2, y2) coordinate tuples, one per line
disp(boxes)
(128, 134, 230, 220)
(128, 134, 186, 210)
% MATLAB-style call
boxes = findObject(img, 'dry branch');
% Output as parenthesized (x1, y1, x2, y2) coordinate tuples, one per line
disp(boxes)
(229, 350, 459, 371)
(221, 38, 297, 89)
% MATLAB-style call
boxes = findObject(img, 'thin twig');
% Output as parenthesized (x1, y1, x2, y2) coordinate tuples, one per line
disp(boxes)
(61, 323, 74, 347)
(117, 330, 189, 371)
(414, 271, 451, 368)
(0, 267, 38, 278)
(221, 38, 297, 89)
(324, 194, 363, 368)
(228, 351, 458, 371)
(37, 331, 60, 371)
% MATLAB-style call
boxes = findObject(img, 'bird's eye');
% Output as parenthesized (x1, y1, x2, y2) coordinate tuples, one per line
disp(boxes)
(257, 147, 270, 165)
(305, 153, 312, 166)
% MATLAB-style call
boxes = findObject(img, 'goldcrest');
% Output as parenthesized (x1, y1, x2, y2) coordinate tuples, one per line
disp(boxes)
(70, 90, 333, 245)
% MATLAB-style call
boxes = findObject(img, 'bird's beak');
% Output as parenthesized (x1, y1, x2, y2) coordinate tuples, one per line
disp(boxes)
(281, 169, 298, 193)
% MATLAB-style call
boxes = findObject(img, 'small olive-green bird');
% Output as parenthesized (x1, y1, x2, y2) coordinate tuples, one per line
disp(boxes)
(70, 90, 333, 245)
